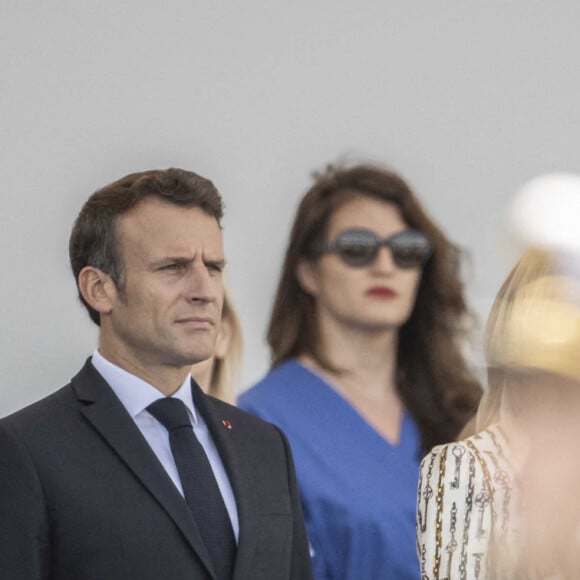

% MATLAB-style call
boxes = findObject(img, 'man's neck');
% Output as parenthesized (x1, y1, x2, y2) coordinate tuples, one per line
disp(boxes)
(97, 346, 190, 396)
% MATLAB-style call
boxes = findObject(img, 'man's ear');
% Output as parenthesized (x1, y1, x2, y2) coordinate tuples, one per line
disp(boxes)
(296, 258, 319, 297)
(77, 266, 116, 316)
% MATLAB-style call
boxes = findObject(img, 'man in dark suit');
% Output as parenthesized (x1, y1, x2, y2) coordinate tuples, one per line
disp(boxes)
(0, 168, 313, 580)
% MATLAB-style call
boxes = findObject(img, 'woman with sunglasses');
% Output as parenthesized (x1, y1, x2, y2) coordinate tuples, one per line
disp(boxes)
(238, 163, 481, 580)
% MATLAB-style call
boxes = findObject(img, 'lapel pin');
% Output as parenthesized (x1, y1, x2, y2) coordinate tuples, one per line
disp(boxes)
(222, 420, 232, 430)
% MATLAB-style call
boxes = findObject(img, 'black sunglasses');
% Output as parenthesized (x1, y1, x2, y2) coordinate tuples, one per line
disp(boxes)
(312, 228, 432, 268)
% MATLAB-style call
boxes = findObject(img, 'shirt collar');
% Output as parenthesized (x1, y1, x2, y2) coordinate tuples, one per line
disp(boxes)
(91, 349, 198, 425)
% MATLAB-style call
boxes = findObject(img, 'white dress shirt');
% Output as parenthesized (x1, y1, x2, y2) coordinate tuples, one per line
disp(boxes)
(91, 350, 239, 541)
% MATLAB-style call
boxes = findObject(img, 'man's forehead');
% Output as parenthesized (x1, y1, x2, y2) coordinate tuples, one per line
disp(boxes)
(119, 199, 218, 232)
(124, 196, 216, 221)
(117, 199, 223, 253)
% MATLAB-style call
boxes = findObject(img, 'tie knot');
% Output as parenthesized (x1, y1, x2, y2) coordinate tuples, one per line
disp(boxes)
(147, 397, 192, 432)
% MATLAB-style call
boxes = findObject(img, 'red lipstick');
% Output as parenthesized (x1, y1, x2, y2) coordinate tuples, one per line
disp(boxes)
(366, 286, 397, 299)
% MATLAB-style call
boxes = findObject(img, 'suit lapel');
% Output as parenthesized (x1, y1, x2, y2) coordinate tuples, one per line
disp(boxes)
(191, 380, 261, 580)
(71, 360, 217, 580)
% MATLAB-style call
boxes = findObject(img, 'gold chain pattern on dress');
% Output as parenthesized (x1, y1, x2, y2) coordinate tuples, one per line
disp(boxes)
(432, 445, 448, 579)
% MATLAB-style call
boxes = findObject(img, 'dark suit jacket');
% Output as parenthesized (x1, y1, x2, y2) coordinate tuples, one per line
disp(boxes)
(0, 359, 313, 580)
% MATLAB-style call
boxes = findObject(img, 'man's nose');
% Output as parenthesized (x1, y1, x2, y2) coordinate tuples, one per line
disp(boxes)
(186, 264, 220, 303)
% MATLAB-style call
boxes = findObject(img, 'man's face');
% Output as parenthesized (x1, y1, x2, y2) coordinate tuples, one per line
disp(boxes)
(100, 197, 225, 377)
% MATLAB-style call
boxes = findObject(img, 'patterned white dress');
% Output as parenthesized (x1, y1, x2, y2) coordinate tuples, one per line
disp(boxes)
(416, 425, 516, 580)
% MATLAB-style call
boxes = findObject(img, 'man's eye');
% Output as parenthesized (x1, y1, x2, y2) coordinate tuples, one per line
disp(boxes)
(161, 263, 182, 271)
(206, 261, 225, 275)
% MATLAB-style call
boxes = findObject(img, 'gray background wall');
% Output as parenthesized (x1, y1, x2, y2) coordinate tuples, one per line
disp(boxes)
(2, 1, 579, 415)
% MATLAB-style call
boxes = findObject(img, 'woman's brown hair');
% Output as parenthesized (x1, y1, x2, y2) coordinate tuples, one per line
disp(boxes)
(268, 163, 481, 451)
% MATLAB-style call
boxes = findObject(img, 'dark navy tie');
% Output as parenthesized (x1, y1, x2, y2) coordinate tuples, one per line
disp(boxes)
(147, 397, 236, 580)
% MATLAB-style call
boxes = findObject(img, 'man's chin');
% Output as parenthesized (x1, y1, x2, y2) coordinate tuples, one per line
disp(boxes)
(180, 350, 214, 366)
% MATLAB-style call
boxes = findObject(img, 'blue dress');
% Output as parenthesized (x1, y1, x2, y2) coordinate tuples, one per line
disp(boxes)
(238, 360, 422, 580)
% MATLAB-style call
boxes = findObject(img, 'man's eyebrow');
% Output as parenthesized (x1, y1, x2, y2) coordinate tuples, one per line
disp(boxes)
(149, 256, 227, 268)
(150, 256, 194, 267)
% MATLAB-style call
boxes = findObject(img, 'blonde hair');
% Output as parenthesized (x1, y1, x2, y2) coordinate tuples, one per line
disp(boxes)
(206, 289, 243, 403)
(477, 249, 580, 430)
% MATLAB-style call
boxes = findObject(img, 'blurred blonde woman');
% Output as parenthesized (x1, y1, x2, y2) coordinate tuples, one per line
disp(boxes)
(417, 249, 580, 579)
(191, 289, 243, 404)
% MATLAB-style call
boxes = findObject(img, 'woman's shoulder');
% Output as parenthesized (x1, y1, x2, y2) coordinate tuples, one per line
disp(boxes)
(419, 424, 511, 501)
(420, 436, 472, 473)
(417, 425, 512, 579)
(422, 425, 506, 465)
(237, 359, 333, 437)
(237, 359, 310, 410)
